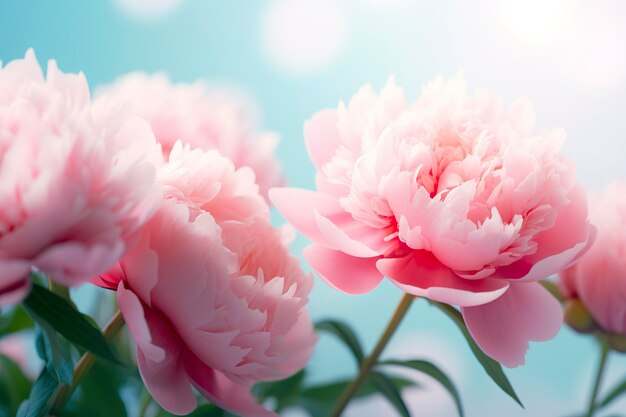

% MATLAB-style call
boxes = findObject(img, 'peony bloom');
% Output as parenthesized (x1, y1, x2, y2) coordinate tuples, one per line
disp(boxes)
(97, 142, 316, 416)
(271, 75, 594, 367)
(0, 50, 160, 306)
(560, 183, 626, 338)
(95, 73, 284, 199)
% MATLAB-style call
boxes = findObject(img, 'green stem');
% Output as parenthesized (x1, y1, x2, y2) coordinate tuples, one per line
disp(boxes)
(138, 388, 153, 417)
(585, 338, 610, 417)
(329, 293, 414, 417)
(49, 309, 125, 415)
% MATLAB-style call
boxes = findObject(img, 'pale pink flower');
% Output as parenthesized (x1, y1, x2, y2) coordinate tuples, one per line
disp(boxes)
(96, 73, 284, 199)
(560, 183, 626, 337)
(0, 334, 29, 371)
(97, 143, 316, 416)
(0, 50, 160, 306)
(271, 75, 594, 367)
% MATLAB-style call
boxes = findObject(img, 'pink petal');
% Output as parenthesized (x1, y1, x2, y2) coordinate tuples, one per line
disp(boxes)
(0, 261, 32, 306)
(304, 109, 341, 169)
(0, 277, 31, 306)
(117, 282, 165, 362)
(376, 251, 509, 307)
(462, 282, 563, 367)
(493, 186, 594, 283)
(314, 211, 380, 257)
(184, 352, 279, 417)
(118, 282, 197, 415)
(269, 188, 342, 245)
(137, 349, 196, 415)
(303, 244, 383, 294)
(35, 241, 124, 287)
(270, 188, 391, 256)
(315, 173, 348, 198)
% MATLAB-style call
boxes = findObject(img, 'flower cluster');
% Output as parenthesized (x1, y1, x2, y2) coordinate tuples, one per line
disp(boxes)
(0, 51, 315, 417)
(2, 47, 618, 417)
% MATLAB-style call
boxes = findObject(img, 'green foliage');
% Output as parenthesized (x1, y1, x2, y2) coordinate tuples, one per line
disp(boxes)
(369, 371, 410, 417)
(0, 306, 34, 338)
(0, 354, 32, 417)
(23, 282, 120, 364)
(34, 323, 76, 385)
(431, 301, 523, 407)
(254, 369, 306, 411)
(381, 359, 464, 417)
(61, 357, 131, 417)
(599, 377, 626, 410)
(316, 319, 365, 365)
(256, 372, 417, 417)
(16, 369, 59, 417)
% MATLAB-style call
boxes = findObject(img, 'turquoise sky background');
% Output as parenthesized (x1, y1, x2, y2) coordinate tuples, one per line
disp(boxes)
(2, 1, 626, 416)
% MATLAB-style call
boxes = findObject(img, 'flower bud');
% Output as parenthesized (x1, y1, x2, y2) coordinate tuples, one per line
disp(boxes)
(564, 299, 597, 334)
(607, 333, 626, 353)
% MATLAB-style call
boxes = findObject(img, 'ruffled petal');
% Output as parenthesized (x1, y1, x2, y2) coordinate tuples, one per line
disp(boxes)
(118, 282, 196, 415)
(184, 352, 278, 417)
(493, 185, 594, 283)
(462, 282, 563, 367)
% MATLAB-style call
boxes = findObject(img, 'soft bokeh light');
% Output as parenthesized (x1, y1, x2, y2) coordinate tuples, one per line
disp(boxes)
(498, 0, 626, 88)
(498, 0, 576, 46)
(261, 0, 348, 74)
(113, 0, 183, 20)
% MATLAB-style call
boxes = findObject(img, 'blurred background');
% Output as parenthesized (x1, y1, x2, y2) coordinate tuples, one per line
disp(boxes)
(1, 0, 626, 416)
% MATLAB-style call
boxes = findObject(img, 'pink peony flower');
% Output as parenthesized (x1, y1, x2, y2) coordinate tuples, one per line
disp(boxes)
(270, 75, 594, 367)
(97, 142, 316, 416)
(560, 183, 626, 337)
(0, 50, 160, 306)
(95, 73, 284, 199)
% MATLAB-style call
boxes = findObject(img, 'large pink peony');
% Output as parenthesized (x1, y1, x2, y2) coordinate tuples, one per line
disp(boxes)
(271, 75, 594, 367)
(0, 50, 160, 306)
(560, 183, 626, 337)
(97, 142, 316, 416)
(95, 73, 284, 199)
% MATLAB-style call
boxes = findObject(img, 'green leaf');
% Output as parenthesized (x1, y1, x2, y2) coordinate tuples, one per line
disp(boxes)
(0, 354, 32, 417)
(63, 357, 129, 417)
(154, 404, 229, 417)
(34, 323, 76, 385)
(16, 369, 59, 417)
(23, 283, 120, 364)
(283, 376, 417, 417)
(369, 371, 410, 417)
(599, 377, 626, 409)
(0, 306, 34, 338)
(301, 376, 416, 403)
(187, 404, 227, 417)
(253, 370, 306, 411)
(316, 319, 365, 365)
(381, 359, 464, 417)
(431, 301, 523, 407)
